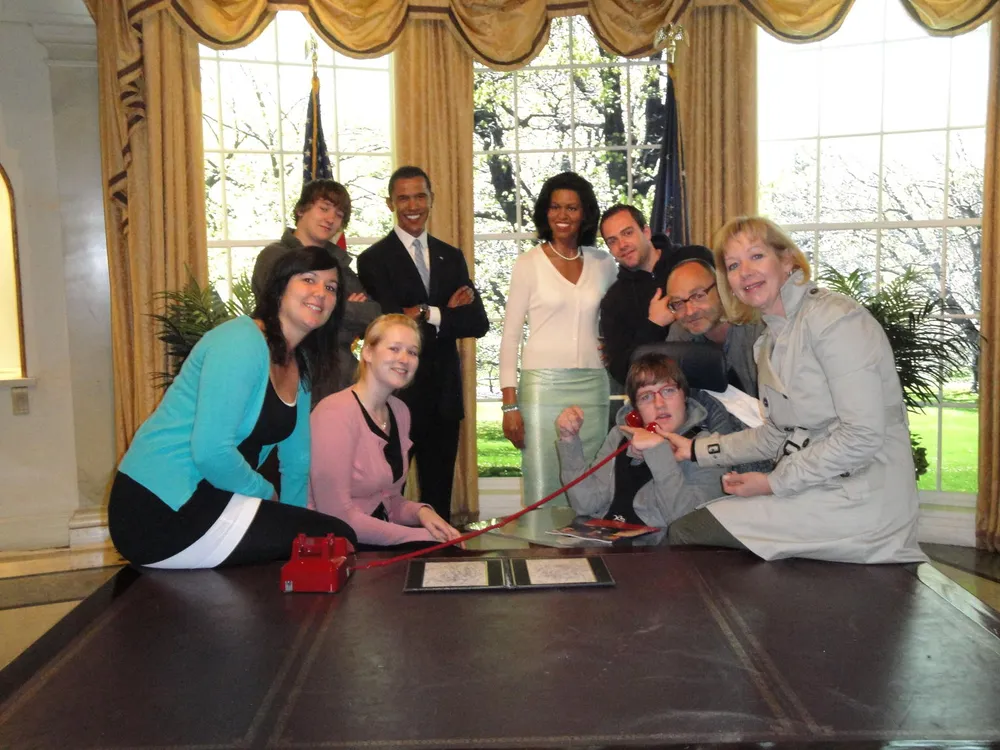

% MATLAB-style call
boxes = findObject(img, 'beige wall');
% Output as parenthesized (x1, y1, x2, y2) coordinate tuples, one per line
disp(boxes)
(0, 6, 112, 550)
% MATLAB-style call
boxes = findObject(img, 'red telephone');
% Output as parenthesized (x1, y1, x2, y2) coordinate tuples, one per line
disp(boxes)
(281, 533, 352, 593)
(624, 410, 659, 432)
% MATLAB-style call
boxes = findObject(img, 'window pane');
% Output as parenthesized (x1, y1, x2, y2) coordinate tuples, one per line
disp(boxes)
(824, 0, 885, 45)
(474, 153, 518, 235)
(759, 44, 819, 140)
(819, 44, 883, 136)
(882, 39, 950, 132)
(336, 69, 390, 152)
(950, 28, 990, 127)
(882, 131, 946, 221)
(338, 154, 393, 239)
(223, 153, 283, 239)
(630, 147, 659, 209)
(940, 406, 978, 493)
(474, 71, 516, 152)
(880, 227, 942, 292)
(949, 128, 985, 219)
(817, 229, 877, 279)
(277, 64, 312, 155)
(629, 64, 666, 149)
(219, 62, 279, 152)
(573, 67, 626, 149)
(945, 226, 982, 321)
(516, 70, 573, 151)
(910, 408, 940, 491)
(758, 140, 817, 225)
(202, 60, 221, 150)
(576, 150, 629, 211)
(819, 135, 879, 223)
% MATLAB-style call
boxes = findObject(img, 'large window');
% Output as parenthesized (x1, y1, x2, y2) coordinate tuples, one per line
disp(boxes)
(472, 16, 670, 399)
(757, 0, 988, 494)
(199, 12, 393, 295)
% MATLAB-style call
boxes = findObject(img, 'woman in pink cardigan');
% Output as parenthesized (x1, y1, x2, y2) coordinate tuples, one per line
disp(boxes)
(309, 314, 461, 546)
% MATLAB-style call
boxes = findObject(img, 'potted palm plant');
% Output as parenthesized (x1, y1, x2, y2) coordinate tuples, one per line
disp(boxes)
(819, 267, 980, 478)
(151, 273, 255, 386)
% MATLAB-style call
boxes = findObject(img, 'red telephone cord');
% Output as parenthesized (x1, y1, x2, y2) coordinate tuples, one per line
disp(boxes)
(351, 431, 650, 572)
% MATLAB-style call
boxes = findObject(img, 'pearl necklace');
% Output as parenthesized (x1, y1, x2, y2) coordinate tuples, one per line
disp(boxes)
(545, 241, 581, 261)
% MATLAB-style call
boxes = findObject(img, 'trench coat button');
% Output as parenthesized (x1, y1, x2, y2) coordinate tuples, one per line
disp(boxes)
(784, 427, 793, 432)
(762, 398, 768, 407)
(810, 288, 818, 294)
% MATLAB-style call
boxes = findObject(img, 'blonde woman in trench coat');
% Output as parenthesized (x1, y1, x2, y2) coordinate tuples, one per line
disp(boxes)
(663, 216, 925, 564)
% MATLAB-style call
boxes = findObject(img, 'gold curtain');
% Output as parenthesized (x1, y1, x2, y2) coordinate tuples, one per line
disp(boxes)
(734, 0, 997, 40)
(91, 2, 207, 456)
(392, 20, 479, 524)
(674, 4, 758, 246)
(977, 18, 1000, 552)
(126, 1, 688, 66)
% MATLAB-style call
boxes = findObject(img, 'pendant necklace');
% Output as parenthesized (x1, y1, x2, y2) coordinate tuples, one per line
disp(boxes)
(545, 241, 581, 261)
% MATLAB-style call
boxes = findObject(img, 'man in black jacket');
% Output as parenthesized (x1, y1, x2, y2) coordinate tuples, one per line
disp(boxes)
(356, 166, 489, 523)
(252, 179, 381, 400)
(598, 204, 712, 386)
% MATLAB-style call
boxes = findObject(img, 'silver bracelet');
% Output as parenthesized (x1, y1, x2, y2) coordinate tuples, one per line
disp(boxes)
(501, 404, 519, 413)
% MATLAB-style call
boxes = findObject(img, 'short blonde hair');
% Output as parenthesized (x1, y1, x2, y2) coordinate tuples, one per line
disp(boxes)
(711, 216, 811, 324)
(355, 314, 422, 384)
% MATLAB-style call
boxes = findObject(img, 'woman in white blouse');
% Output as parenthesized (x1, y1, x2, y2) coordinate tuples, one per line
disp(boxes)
(499, 172, 617, 506)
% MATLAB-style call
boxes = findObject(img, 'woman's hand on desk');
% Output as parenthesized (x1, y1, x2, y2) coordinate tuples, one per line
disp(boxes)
(722, 471, 773, 497)
(418, 507, 463, 544)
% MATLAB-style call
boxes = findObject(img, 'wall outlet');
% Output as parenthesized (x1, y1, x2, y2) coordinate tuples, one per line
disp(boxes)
(11, 386, 29, 415)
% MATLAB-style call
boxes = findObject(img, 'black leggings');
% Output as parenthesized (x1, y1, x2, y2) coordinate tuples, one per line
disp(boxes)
(108, 472, 357, 568)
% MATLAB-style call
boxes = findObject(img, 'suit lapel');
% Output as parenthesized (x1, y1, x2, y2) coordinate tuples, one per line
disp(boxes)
(427, 235, 445, 300)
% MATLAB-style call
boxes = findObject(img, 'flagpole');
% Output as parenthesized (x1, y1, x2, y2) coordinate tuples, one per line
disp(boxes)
(308, 36, 320, 180)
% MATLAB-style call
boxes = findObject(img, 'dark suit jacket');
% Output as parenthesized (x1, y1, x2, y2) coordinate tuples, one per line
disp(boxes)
(357, 232, 489, 422)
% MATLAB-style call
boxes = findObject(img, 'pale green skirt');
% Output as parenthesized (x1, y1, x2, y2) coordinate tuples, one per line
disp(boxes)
(519, 368, 610, 506)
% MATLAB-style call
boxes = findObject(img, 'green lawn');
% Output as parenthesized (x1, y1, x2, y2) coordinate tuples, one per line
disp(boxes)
(476, 401, 980, 493)
(908, 406, 979, 494)
(477, 402, 522, 477)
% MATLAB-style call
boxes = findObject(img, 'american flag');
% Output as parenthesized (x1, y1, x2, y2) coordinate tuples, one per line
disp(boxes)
(303, 71, 332, 182)
(650, 69, 689, 245)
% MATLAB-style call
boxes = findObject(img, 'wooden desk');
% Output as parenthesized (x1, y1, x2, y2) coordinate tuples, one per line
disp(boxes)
(1, 547, 999, 749)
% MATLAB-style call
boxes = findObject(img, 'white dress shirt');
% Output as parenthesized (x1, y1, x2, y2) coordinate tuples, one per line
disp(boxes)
(499, 244, 617, 389)
(393, 225, 441, 327)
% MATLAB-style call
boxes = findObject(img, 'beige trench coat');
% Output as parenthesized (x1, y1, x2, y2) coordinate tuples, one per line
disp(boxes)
(694, 273, 925, 564)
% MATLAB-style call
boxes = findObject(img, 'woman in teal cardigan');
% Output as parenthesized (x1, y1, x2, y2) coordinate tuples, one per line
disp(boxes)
(109, 246, 357, 568)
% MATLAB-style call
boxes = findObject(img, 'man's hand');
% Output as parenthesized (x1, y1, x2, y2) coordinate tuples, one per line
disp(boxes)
(502, 410, 525, 449)
(721, 471, 772, 497)
(347, 291, 368, 303)
(447, 285, 475, 308)
(402, 305, 423, 320)
(556, 406, 584, 442)
(648, 288, 676, 327)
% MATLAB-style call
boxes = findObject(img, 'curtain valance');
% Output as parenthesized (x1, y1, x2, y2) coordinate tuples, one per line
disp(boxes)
(121, 1, 687, 68)
(734, 0, 997, 41)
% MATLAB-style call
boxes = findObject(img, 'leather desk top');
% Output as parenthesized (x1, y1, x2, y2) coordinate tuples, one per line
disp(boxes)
(1, 547, 999, 749)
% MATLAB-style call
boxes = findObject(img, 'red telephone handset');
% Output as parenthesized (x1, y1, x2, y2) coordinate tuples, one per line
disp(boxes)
(625, 410, 659, 432)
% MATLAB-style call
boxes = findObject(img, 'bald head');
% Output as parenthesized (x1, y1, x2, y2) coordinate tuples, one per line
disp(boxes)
(666, 260, 726, 339)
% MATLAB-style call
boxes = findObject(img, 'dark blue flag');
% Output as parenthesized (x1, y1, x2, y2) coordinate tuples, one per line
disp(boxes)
(650, 70, 689, 246)
(303, 72, 332, 182)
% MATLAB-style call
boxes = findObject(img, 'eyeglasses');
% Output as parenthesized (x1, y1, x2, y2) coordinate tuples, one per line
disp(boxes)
(634, 385, 681, 407)
(667, 282, 717, 313)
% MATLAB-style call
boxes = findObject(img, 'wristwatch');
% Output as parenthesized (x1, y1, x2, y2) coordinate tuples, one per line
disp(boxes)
(418, 303, 430, 322)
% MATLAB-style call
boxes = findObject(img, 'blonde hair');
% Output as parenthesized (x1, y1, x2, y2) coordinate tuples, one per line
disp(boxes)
(355, 314, 422, 384)
(711, 216, 812, 324)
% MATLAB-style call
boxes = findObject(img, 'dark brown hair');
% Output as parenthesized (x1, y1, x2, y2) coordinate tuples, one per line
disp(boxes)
(293, 179, 352, 228)
(626, 352, 689, 406)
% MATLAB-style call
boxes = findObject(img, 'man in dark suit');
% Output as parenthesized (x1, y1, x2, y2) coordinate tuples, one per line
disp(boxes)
(357, 166, 489, 523)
